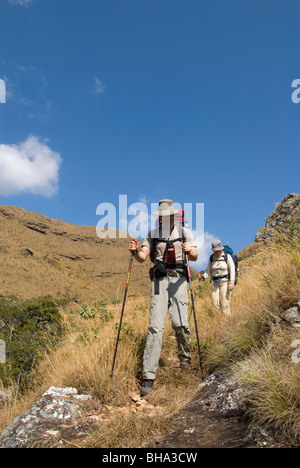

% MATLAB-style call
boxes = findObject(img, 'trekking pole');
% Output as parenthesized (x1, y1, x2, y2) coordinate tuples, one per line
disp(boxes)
(110, 250, 135, 378)
(184, 251, 205, 380)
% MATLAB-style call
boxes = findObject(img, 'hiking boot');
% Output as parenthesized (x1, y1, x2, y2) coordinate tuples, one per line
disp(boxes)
(180, 359, 191, 368)
(140, 379, 154, 397)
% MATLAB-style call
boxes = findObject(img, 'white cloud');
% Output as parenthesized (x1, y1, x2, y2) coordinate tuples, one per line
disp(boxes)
(192, 231, 217, 270)
(93, 77, 106, 94)
(8, 0, 33, 6)
(0, 135, 62, 197)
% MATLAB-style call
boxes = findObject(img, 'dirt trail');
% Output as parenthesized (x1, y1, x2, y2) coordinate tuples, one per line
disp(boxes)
(158, 398, 258, 448)
(153, 370, 287, 449)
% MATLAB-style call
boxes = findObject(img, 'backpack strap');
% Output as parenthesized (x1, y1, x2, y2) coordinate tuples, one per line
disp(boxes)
(210, 252, 229, 280)
(150, 225, 188, 280)
(210, 252, 228, 264)
(150, 223, 183, 263)
(210, 252, 238, 284)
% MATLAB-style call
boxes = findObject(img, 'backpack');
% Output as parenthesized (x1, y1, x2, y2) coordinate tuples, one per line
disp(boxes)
(210, 245, 239, 285)
(149, 223, 191, 282)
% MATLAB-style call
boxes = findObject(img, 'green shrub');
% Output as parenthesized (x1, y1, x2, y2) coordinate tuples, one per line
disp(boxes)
(76, 300, 114, 323)
(0, 295, 65, 392)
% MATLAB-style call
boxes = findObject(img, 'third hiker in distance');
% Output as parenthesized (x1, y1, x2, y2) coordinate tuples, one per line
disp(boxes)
(199, 240, 236, 316)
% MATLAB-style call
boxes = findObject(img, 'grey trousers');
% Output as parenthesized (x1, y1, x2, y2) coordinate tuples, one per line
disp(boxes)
(143, 274, 191, 380)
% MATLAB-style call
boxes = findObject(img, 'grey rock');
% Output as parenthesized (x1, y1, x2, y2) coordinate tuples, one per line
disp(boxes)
(255, 193, 300, 243)
(198, 369, 248, 417)
(281, 302, 300, 328)
(0, 386, 92, 448)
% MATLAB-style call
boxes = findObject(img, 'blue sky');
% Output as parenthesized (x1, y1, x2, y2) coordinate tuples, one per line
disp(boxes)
(0, 0, 299, 269)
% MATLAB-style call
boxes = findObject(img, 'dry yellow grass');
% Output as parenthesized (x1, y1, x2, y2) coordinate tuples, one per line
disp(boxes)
(233, 325, 300, 443)
(195, 247, 300, 371)
(0, 296, 203, 446)
(1, 239, 299, 446)
(193, 245, 300, 443)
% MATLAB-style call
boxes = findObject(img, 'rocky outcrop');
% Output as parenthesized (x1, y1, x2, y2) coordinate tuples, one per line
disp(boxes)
(281, 302, 300, 328)
(0, 386, 165, 448)
(196, 371, 248, 417)
(255, 193, 300, 243)
(0, 387, 92, 448)
(0, 368, 295, 448)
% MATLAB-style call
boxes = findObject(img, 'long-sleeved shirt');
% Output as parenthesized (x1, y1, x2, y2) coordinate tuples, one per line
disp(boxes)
(203, 252, 236, 285)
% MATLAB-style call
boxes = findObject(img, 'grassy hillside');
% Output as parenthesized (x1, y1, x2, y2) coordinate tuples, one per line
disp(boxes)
(1, 235, 299, 447)
(0, 204, 299, 447)
(195, 238, 300, 444)
(0, 205, 151, 303)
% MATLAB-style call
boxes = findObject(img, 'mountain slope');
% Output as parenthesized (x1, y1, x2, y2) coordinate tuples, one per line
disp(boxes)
(0, 205, 151, 303)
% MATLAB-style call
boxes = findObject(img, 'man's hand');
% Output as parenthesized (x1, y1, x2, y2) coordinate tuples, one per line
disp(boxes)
(181, 242, 191, 254)
(229, 284, 235, 291)
(128, 240, 149, 263)
(128, 239, 138, 252)
(182, 243, 198, 262)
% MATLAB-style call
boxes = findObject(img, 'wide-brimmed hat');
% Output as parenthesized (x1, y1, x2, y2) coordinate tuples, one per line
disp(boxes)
(211, 240, 224, 251)
(153, 199, 179, 216)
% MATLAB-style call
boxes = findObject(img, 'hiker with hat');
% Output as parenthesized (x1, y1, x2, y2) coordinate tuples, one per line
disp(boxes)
(199, 240, 235, 317)
(128, 199, 198, 396)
